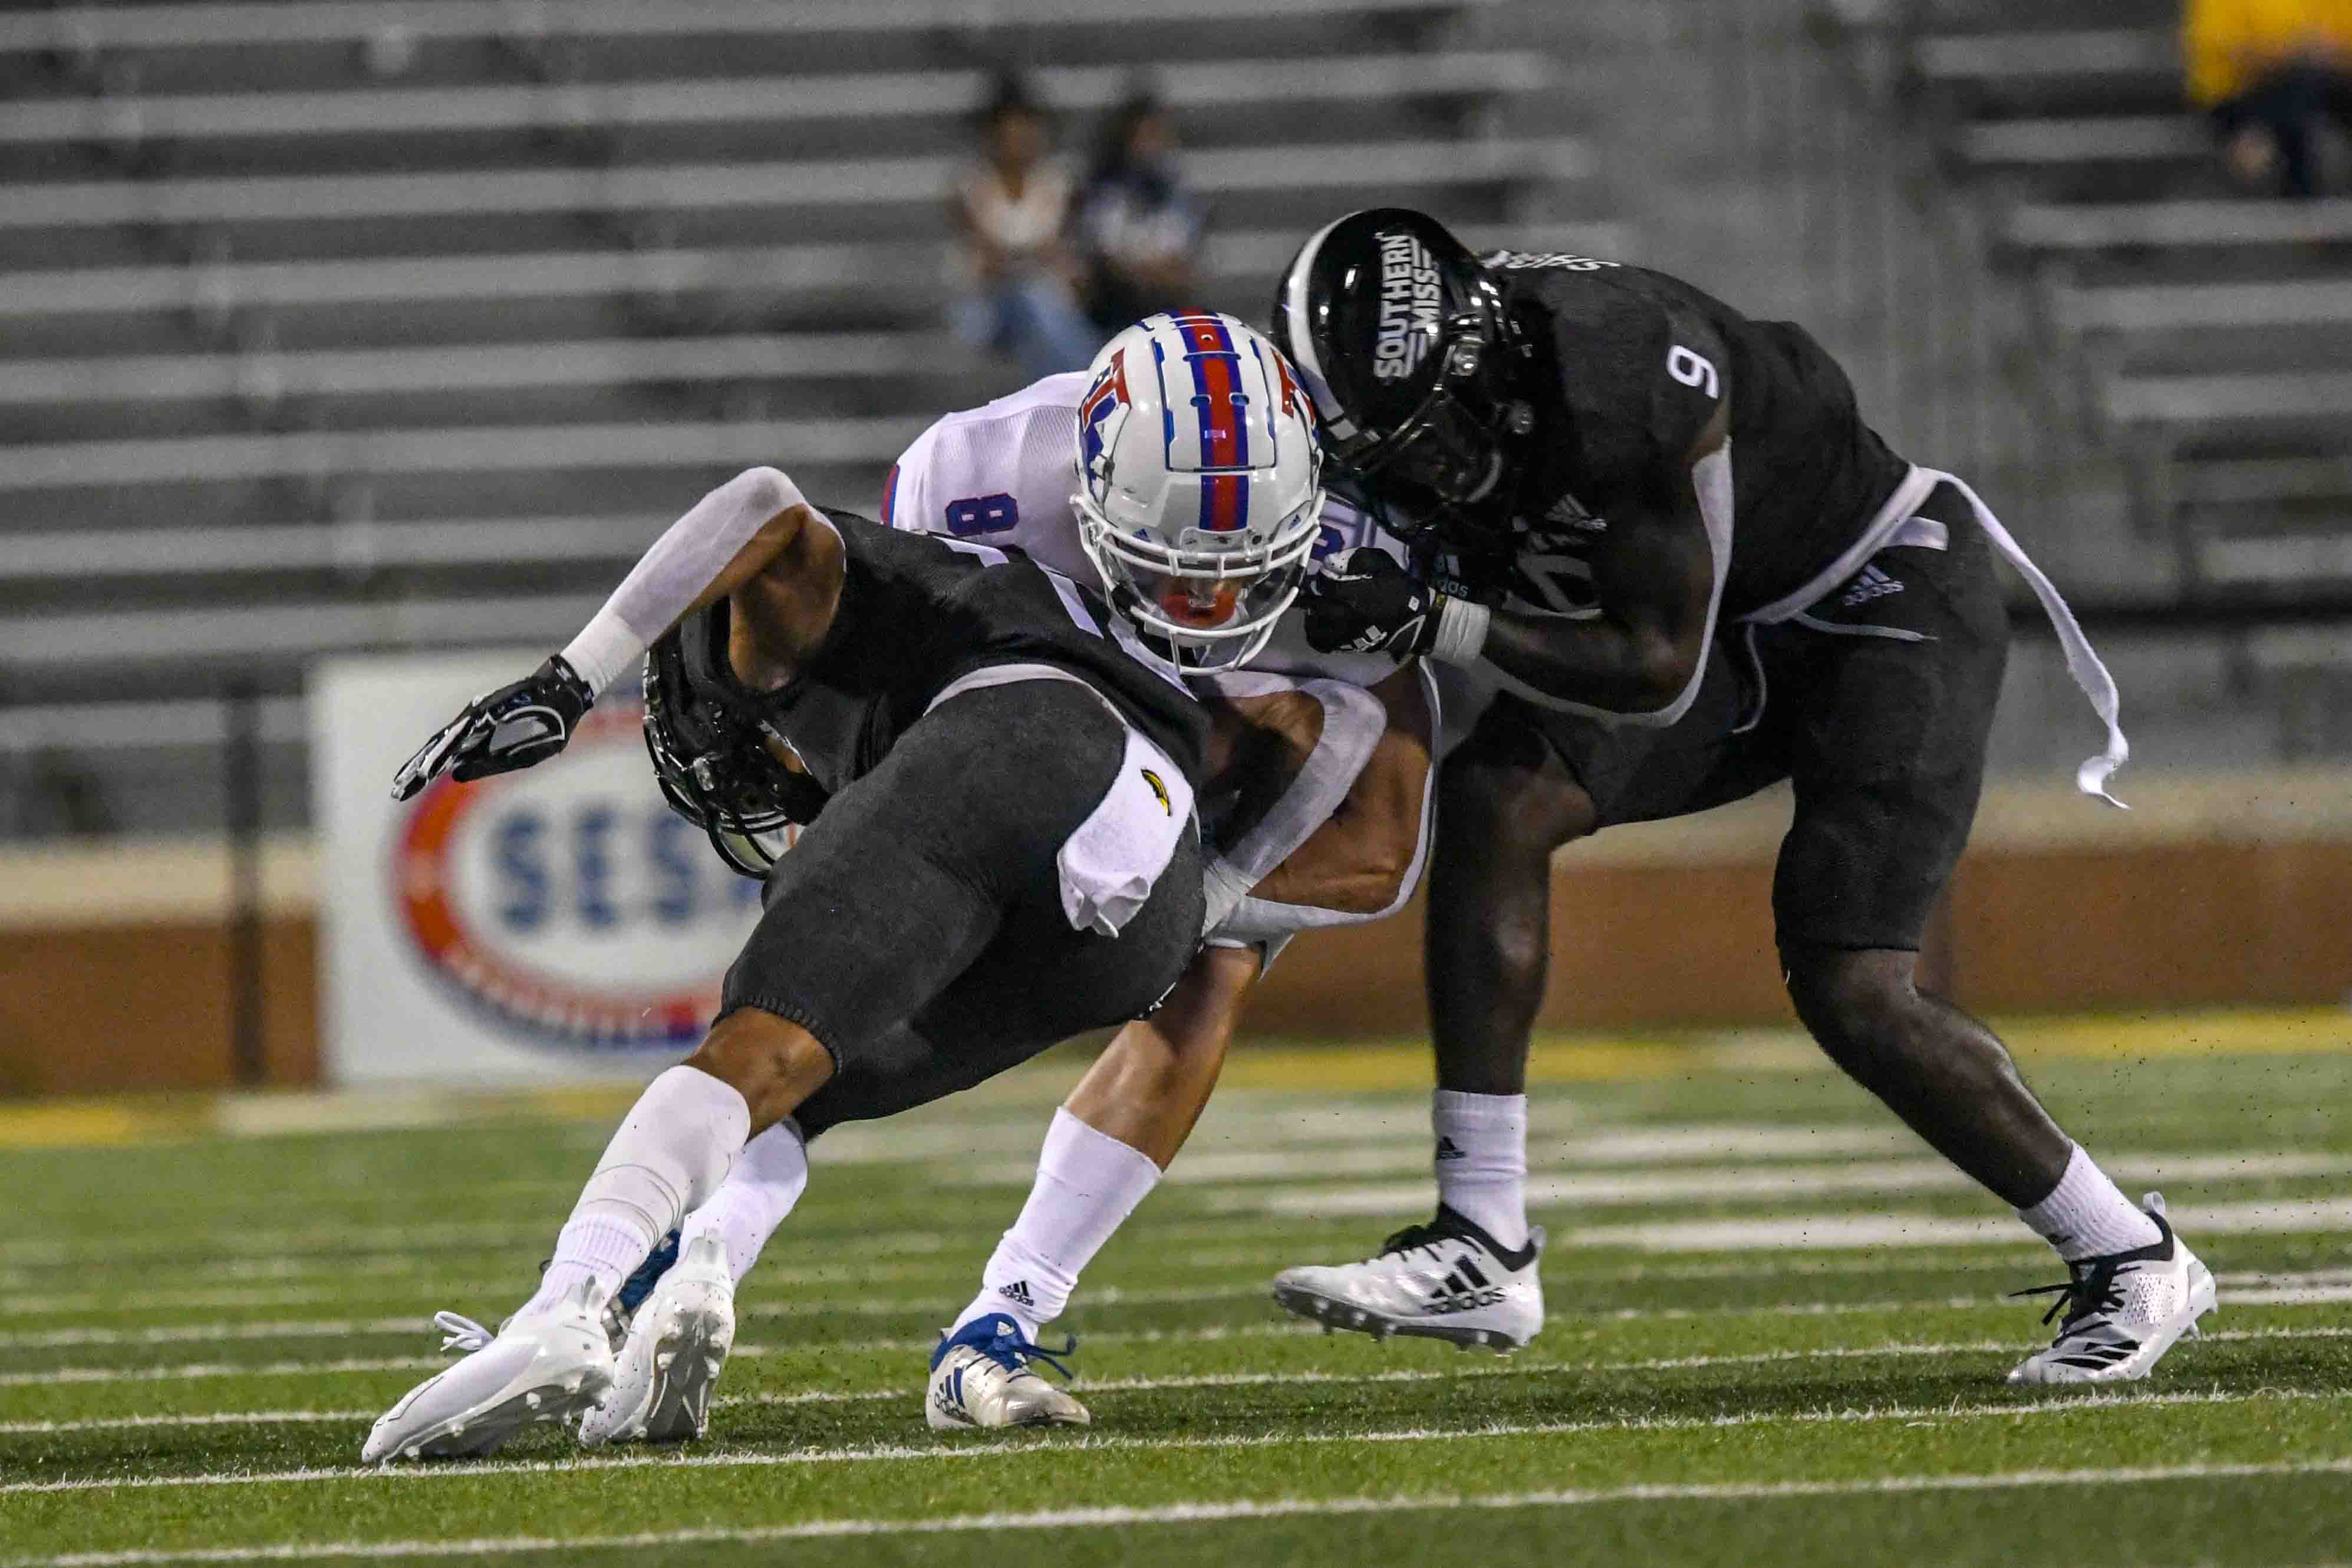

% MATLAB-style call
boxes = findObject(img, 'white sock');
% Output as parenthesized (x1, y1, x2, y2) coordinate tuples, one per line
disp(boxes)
(680, 1119, 810, 1284)
(2015, 1144, 2162, 1262)
(1432, 1089, 1530, 1251)
(951, 1108, 1162, 1340)
(522, 1065, 751, 1317)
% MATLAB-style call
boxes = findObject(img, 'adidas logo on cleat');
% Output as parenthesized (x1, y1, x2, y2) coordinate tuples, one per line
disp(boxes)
(1422, 1259, 1506, 1315)
(2051, 1339, 2139, 1371)
(997, 1280, 1035, 1309)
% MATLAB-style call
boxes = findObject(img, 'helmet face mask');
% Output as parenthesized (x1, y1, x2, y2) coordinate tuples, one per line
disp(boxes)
(1075, 486, 1320, 673)
(1273, 208, 1526, 541)
(1072, 311, 1326, 676)
(641, 647, 819, 878)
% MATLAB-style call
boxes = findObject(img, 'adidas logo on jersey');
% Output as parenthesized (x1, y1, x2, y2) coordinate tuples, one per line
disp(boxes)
(997, 1280, 1036, 1309)
(1423, 1256, 1507, 1315)
(1543, 493, 1605, 531)
(1841, 565, 1903, 608)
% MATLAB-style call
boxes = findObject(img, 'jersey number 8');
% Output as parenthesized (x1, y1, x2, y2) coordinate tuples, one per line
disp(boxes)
(946, 493, 1020, 537)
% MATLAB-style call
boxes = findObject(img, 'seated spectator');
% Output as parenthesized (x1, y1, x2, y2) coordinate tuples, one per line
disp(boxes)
(1075, 87, 1207, 333)
(947, 73, 1101, 380)
(2186, 0, 2352, 196)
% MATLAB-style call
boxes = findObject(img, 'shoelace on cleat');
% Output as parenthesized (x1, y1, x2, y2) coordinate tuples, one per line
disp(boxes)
(970, 1325, 1081, 1382)
(2011, 1258, 2134, 1340)
(1375, 1214, 1481, 1266)
(434, 1311, 494, 1355)
(2010, 1195, 2175, 1345)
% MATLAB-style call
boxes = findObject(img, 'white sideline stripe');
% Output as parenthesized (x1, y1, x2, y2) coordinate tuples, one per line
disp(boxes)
(11, 1325, 2344, 1438)
(5, 1388, 2346, 1498)
(14, 1460, 2352, 1566)
(1246, 1151, 2352, 1217)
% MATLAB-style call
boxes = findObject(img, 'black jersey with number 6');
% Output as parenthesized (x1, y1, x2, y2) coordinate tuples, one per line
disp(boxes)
(651, 509, 1207, 812)
(1473, 252, 1911, 620)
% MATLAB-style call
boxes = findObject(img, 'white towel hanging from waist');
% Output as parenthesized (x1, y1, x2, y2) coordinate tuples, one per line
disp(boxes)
(1748, 465, 2130, 809)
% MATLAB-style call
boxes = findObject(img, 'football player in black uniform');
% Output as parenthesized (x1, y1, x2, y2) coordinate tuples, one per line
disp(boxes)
(1263, 209, 2213, 1385)
(361, 466, 1214, 1461)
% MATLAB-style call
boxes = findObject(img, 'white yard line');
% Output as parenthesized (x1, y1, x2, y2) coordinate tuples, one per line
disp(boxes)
(0, 1288, 353, 1319)
(0, 1224, 956, 1272)
(4, 1387, 2346, 1498)
(14, 1458, 2352, 1565)
(0, 1322, 1326, 1389)
(0, 1359, 447, 1390)
(17, 1325, 2344, 1438)
(23, 1457, 2351, 1566)
(983, 1124, 1925, 1186)
(5, 1247, 2062, 1324)
(1564, 1196, 2352, 1254)
(1244, 1151, 2351, 1218)
(7, 1275, 2344, 1380)
(6, 1140, 2335, 1271)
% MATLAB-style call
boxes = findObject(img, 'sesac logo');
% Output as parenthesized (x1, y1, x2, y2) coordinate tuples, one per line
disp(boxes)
(1371, 230, 1442, 381)
(393, 699, 768, 1053)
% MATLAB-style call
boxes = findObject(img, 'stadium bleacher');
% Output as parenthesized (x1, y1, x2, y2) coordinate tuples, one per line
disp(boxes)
(1909, 0, 2352, 602)
(0, 0, 1588, 834)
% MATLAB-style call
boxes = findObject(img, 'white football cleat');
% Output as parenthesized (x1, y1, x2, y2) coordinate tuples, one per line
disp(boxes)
(361, 1277, 614, 1464)
(1272, 1206, 1544, 1351)
(580, 1232, 736, 1445)
(925, 1313, 1090, 1431)
(2008, 1193, 2216, 1385)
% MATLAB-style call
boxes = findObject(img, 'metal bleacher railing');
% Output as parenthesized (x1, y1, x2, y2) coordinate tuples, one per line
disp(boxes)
(0, 0, 1590, 836)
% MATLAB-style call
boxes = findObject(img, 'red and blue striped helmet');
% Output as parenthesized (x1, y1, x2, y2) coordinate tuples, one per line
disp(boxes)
(1073, 310, 1325, 673)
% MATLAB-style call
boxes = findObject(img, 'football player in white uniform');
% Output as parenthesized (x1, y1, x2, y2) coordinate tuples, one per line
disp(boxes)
(584, 312, 1444, 1441)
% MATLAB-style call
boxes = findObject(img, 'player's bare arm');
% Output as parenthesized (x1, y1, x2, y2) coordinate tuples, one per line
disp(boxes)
(1246, 664, 1432, 912)
(1299, 407, 1728, 726)
(1475, 407, 1728, 719)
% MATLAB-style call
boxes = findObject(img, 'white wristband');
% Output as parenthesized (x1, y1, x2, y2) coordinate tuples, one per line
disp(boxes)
(1429, 595, 1491, 668)
(1200, 857, 1256, 938)
(559, 608, 643, 699)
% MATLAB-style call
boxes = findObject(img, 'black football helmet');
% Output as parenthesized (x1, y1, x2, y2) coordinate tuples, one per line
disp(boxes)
(1271, 207, 1530, 537)
(641, 628, 826, 879)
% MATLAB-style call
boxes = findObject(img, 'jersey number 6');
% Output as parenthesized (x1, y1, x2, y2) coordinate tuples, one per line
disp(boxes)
(1667, 345, 1719, 400)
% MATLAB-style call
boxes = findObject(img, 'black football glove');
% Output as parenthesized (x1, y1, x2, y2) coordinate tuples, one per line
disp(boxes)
(390, 655, 595, 801)
(1301, 546, 1443, 660)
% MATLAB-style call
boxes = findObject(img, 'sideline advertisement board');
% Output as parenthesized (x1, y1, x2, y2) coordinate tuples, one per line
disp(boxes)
(311, 651, 765, 1085)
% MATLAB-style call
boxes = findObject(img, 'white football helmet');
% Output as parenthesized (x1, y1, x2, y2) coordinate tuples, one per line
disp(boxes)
(1072, 311, 1324, 673)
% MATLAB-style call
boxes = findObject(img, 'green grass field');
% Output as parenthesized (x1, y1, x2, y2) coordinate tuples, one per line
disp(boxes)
(2, 1020, 2349, 1567)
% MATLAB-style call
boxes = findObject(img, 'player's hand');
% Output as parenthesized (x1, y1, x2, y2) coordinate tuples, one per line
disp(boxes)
(390, 655, 594, 801)
(1301, 547, 1441, 660)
